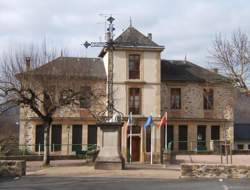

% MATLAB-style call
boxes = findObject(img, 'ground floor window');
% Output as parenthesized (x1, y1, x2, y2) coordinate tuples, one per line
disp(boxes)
(88, 125, 97, 145)
(197, 125, 206, 151)
(248, 144, 250, 150)
(35, 125, 44, 152)
(51, 125, 62, 152)
(179, 125, 188, 151)
(145, 127, 151, 152)
(211, 125, 220, 140)
(164, 125, 173, 150)
(72, 125, 82, 152)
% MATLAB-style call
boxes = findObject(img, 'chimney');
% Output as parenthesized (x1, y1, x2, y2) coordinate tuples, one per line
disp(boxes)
(25, 57, 31, 71)
(147, 33, 152, 40)
(211, 68, 219, 74)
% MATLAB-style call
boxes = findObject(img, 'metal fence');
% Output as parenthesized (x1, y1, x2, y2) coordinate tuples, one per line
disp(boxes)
(0, 143, 99, 157)
(164, 140, 233, 154)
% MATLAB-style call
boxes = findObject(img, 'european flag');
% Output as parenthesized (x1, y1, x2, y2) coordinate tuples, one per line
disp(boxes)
(144, 115, 153, 128)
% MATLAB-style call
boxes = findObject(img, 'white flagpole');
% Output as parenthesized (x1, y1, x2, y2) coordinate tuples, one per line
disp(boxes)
(164, 112, 168, 152)
(129, 112, 132, 164)
(151, 124, 154, 165)
(165, 123, 168, 151)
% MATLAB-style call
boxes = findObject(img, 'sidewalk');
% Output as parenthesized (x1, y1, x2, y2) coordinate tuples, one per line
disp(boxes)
(27, 162, 180, 179)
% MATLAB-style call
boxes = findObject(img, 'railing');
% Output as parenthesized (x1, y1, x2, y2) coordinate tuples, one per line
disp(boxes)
(163, 140, 233, 154)
(0, 144, 99, 157)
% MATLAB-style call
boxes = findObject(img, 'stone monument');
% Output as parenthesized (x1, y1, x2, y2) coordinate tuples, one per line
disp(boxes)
(95, 114, 125, 170)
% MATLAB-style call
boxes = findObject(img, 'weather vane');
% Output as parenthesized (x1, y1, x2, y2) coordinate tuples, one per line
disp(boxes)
(83, 15, 122, 121)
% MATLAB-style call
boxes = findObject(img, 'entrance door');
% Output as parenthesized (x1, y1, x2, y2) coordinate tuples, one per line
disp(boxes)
(88, 125, 97, 145)
(197, 125, 206, 151)
(127, 136, 141, 161)
(179, 125, 188, 151)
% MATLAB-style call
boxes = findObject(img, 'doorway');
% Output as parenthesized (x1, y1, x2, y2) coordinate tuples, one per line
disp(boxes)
(127, 136, 141, 162)
(127, 125, 141, 162)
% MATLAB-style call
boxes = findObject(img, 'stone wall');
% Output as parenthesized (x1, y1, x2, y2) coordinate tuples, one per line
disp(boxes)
(0, 160, 26, 177)
(181, 163, 250, 178)
(161, 83, 234, 120)
(19, 79, 105, 147)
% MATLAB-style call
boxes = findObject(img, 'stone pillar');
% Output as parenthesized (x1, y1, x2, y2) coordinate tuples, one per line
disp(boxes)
(62, 125, 71, 155)
(95, 122, 125, 170)
(188, 123, 196, 152)
(206, 125, 211, 151)
(154, 125, 161, 163)
(140, 125, 144, 163)
(173, 124, 179, 152)
(82, 124, 88, 146)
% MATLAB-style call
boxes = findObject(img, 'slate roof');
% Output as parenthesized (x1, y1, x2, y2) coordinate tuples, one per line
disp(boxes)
(114, 27, 163, 48)
(24, 57, 106, 80)
(234, 124, 250, 141)
(161, 59, 230, 83)
(99, 26, 164, 57)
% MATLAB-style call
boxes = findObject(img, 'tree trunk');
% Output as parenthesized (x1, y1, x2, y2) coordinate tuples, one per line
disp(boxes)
(43, 122, 51, 166)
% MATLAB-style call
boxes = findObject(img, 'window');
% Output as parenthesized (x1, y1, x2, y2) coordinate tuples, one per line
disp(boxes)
(88, 125, 97, 145)
(128, 88, 141, 114)
(72, 125, 82, 152)
(35, 125, 44, 152)
(179, 125, 188, 151)
(127, 125, 141, 134)
(164, 125, 174, 150)
(237, 144, 244, 150)
(211, 126, 220, 140)
(129, 54, 140, 79)
(146, 127, 151, 152)
(51, 125, 62, 151)
(248, 144, 250, 150)
(79, 86, 91, 108)
(171, 88, 181, 109)
(203, 89, 213, 110)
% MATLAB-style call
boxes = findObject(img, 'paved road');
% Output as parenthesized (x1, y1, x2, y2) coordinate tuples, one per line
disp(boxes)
(0, 177, 250, 190)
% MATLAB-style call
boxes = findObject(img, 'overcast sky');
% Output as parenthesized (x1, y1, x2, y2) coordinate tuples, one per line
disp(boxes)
(1, 0, 250, 67)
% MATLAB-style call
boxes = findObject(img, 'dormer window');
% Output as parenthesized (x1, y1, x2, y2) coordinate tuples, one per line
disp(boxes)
(129, 54, 140, 79)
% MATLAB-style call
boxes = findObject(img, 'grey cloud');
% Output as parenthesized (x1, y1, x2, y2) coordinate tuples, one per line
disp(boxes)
(0, 0, 250, 67)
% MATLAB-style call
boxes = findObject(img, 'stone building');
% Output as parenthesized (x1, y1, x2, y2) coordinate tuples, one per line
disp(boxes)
(19, 25, 234, 163)
(234, 90, 250, 150)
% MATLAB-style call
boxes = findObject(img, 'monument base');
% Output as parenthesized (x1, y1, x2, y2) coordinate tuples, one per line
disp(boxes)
(95, 159, 125, 170)
(94, 122, 125, 170)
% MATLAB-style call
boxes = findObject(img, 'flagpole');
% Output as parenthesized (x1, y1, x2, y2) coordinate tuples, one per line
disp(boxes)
(165, 123, 168, 151)
(151, 124, 153, 165)
(129, 112, 132, 164)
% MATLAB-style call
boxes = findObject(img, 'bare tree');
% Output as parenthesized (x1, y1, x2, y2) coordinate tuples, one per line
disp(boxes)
(0, 43, 106, 166)
(209, 30, 250, 90)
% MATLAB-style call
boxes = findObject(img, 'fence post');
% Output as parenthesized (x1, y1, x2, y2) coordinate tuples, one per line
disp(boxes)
(38, 144, 41, 156)
(230, 142, 233, 164)
(220, 143, 223, 164)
